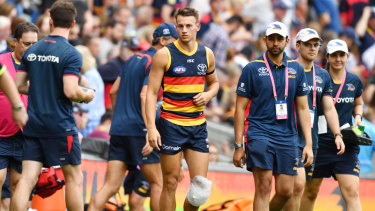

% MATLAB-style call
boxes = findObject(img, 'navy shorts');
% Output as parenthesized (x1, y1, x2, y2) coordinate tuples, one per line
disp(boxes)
(245, 139, 298, 175)
(108, 136, 159, 165)
(123, 167, 150, 197)
(0, 130, 24, 173)
(23, 135, 81, 167)
(297, 147, 318, 181)
(157, 118, 209, 155)
(313, 145, 360, 179)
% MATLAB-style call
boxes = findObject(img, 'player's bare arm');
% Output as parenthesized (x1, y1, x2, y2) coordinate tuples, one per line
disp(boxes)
(296, 95, 314, 167)
(192, 48, 219, 107)
(352, 96, 363, 127)
(322, 95, 345, 155)
(146, 47, 168, 150)
(15, 71, 29, 95)
(63, 75, 94, 103)
(110, 76, 121, 110)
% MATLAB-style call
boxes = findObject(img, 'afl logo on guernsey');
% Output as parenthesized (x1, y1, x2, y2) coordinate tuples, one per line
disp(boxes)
(173, 66, 186, 74)
(27, 54, 37, 61)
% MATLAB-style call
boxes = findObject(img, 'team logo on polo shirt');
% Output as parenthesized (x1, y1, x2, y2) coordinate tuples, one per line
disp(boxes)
(173, 66, 186, 74)
(315, 76, 323, 83)
(27, 53, 37, 61)
(288, 68, 296, 74)
(257, 67, 269, 76)
(347, 83, 355, 91)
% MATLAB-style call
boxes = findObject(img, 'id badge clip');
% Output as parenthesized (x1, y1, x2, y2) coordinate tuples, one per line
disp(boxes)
(275, 100, 288, 120)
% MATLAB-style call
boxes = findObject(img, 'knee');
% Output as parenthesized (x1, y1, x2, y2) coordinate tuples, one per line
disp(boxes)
(341, 185, 359, 199)
(304, 186, 320, 201)
(163, 176, 179, 191)
(293, 179, 305, 195)
(256, 179, 272, 195)
(186, 176, 212, 207)
(276, 186, 293, 199)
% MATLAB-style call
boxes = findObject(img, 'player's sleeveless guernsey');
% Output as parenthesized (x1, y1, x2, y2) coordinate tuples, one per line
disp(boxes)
(161, 41, 209, 126)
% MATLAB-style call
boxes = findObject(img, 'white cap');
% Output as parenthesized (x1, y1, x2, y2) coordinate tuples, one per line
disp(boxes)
(265, 21, 288, 37)
(296, 28, 322, 42)
(326, 39, 349, 55)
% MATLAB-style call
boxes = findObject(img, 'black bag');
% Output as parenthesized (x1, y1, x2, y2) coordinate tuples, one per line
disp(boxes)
(341, 127, 373, 146)
(81, 137, 110, 160)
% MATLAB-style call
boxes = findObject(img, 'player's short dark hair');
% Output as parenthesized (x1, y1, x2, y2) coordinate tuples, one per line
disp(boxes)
(175, 8, 199, 23)
(14, 22, 39, 40)
(49, 0, 77, 28)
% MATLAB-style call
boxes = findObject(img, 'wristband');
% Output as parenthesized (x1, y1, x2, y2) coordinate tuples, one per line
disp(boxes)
(334, 133, 343, 138)
(234, 143, 243, 149)
(12, 103, 24, 111)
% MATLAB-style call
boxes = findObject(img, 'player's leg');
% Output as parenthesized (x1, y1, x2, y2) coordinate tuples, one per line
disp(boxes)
(0, 173, 10, 211)
(88, 160, 128, 211)
(270, 174, 295, 211)
(0, 169, 6, 201)
(336, 174, 361, 211)
(140, 162, 162, 211)
(183, 149, 210, 211)
(252, 167, 273, 211)
(61, 164, 84, 211)
(300, 178, 323, 211)
(11, 160, 42, 211)
(128, 191, 147, 211)
(159, 152, 183, 211)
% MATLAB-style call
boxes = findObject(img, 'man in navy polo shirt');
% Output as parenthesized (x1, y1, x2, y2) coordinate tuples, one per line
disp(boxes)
(13, 1, 94, 210)
(233, 21, 313, 210)
(88, 23, 178, 211)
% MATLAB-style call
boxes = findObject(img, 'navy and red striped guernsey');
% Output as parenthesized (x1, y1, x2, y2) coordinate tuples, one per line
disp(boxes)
(17, 35, 82, 138)
(161, 41, 209, 126)
(110, 47, 157, 137)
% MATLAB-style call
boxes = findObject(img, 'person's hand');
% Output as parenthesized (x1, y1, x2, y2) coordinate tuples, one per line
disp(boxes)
(334, 135, 345, 155)
(233, 148, 245, 168)
(147, 128, 161, 151)
(12, 106, 28, 128)
(353, 115, 362, 127)
(193, 92, 211, 107)
(83, 89, 95, 103)
(302, 145, 314, 167)
(142, 139, 153, 156)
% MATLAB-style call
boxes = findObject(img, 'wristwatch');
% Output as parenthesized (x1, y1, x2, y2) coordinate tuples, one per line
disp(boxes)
(234, 143, 243, 149)
(334, 133, 343, 138)
(12, 103, 24, 111)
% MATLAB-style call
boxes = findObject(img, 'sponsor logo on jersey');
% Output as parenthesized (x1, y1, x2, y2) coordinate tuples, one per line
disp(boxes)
(257, 67, 269, 76)
(238, 82, 246, 92)
(197, 63, 207, 75)
(308, 85, 322, 93)
(162, 144, 181, 151)
(27, 53, 37, 61)
(334, 97, 354, 103)
(173, 66, 186, 74)
(347, 83, 355, 91)
(187, 59, 194, 63)
(28, 54, 60, 63)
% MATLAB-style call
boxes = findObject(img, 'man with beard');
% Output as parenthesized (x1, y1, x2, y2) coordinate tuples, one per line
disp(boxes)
(233, 21, 313, 210)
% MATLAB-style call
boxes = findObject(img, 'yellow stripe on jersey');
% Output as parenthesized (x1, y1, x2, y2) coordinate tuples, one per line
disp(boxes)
(163, 84, 205, 93)
(165, 47, 171, 72)
(0, 65, 6, 76)
(250, 60, 265, 63)
(287, 60, 297, 62)
(205, 47, 210, 68)
(165, 118, 206, 126)
(162, 102, 204, 113)
(174, 40, 198, 56)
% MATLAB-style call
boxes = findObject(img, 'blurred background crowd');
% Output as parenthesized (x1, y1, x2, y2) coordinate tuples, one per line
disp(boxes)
(0, 0, 374, 175)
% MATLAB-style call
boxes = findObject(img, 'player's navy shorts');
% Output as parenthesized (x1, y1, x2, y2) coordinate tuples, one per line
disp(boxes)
(157, 118, 209, 155)
(0, 130, 24, 173)
(123, 167, 150, 197)
(297, 147, 318, 181)
(23, 135, 81, 167)
(108, 135, 159, 165)
(245, 139, 298, 175)
(312, 144, 360, 179)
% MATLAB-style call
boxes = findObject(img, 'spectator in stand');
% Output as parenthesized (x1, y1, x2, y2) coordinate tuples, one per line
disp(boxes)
(83, 34, 101, 64)
(75, 45, 105, 138)
(356, 8, 375, 55)
(88, 111, 113, 141)
(202, 15, 243, 69)
(197, 0, 225, 40)
(35, 14, 50, 40)
(98, 19, 125, 65)
(72, 103, 89, 142)
(313, 0, 342, 34)
(273, 1, 289, 23)
(233, 44, 255, 69)
(0, 16, 11, 53)
(111, 6, 132, 30)
(209, 144, 219, 163)
(339, 0, 369, 28)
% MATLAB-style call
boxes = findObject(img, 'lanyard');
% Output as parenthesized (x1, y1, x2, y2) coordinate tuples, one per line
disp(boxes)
(333, 71, 346, 105)
(297, 58, 316, 110)
(263, 53, 288, 101)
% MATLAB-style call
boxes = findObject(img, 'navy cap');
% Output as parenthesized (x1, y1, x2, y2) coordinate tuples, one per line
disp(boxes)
(273, 1, 289, 10)
(121, 37, 142, 50)
(340, 27, 361, 46)
(153, 23, 178, 39)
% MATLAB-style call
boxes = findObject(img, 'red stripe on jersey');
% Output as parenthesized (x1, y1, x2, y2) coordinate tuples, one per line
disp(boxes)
(135, 53, 152, 75)
(294, 102, 298, 135)
(63, 74, 79, 78)
(17, 70, 28, 73)
(163, 76, 205, 85)
(244, 99, 252, 144)
(163, 97, 194, 107)
(67, 135, 73, 153)
(44, 40, 56, 43)
(323, 94, 332, 98)
(160, 111, 205, 120)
